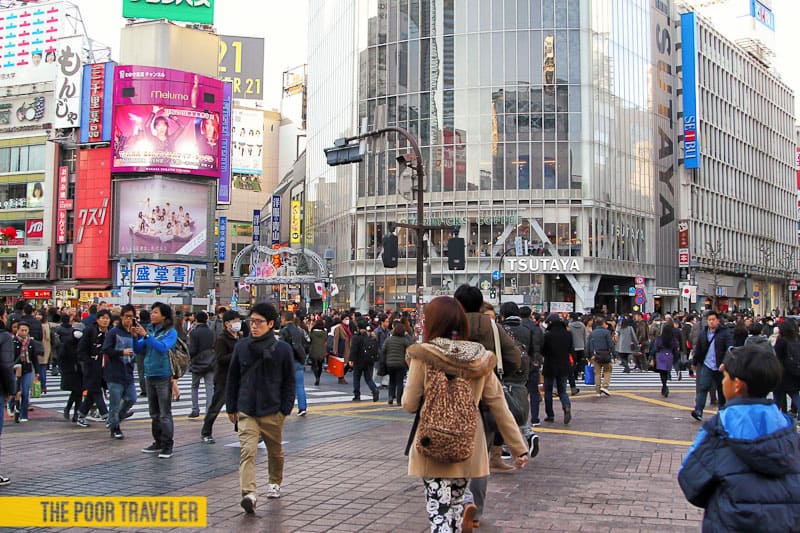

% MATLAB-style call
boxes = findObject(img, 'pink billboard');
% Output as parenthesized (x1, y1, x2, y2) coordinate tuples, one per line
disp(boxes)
(111, 65, 224, 178)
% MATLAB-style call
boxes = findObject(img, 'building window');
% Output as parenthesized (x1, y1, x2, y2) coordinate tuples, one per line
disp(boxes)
(0, 144, 45, 173)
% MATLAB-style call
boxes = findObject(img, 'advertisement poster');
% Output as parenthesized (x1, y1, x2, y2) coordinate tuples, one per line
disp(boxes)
(26, 182, 45, 208)
(0, 2, 62, 88)
(231, 108, 263, 173)
(116, 178, 209, 258)
(111, 65, 224, 178)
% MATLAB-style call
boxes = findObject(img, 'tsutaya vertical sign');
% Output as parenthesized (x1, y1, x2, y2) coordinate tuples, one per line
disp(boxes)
(271, 195, 281, 245)
(54, 35, 84, 129)
(680, 12, 700, 170)
(55, 166, 70, 244)
(653, 0, 679, 290)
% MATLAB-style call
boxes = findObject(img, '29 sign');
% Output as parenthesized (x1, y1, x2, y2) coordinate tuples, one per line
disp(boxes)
(218, 35, 264, 100)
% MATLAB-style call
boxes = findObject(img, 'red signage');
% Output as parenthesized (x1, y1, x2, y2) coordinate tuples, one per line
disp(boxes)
(88, 63, 105, 143)
(25, 218, 43, 239)
(56, 166, 69, 244)
(22, 289, 52, 299)
(73, 148, 112, 279)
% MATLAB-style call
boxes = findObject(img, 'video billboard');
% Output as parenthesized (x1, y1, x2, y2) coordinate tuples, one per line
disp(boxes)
(115, 177, 211, 259)
(111, 65, 224, 178)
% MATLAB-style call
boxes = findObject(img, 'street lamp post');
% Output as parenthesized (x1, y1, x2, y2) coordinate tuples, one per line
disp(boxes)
(128, 227, 135, 306)
(496, 247, 513, 305)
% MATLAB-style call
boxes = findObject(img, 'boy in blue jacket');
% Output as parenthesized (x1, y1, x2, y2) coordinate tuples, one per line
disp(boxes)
(678, 342, 800, 532)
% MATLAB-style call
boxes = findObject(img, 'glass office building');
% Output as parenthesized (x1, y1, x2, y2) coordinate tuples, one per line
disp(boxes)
(305, 0, 793, 313)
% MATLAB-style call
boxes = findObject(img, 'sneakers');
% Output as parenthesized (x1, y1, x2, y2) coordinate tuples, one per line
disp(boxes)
(202, 436, 215, 444)
(266, 484, 281, 499)
(0, 475, 9, 486)
(462, 503, 478, 533)
(530, 419, 541, 427)
(600, 387, 611, 396)
(529, 434, 540, 458)
(18, 418, 28, 422)
(142, 442, 162, 454)
(691, 410, 703, 421)
(188, 411, 200, 418)
(297, 410, 307, 417)
(372, 390, 380, 402)
(563, 407, 572, 425)
(158, 447, 173, 459)
(501, 447, 512, 460)
(240, 493, 256, 514)
(121, 409, 135, 420)
(111, 428, 124, 440)
(76, 417, 89, 428)
(87, 413, 108, 423)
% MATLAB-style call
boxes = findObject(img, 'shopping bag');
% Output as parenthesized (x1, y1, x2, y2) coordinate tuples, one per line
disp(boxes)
(327, 355, 345, 378)
(32, 377, 42, 398)
(583, 363, 595, 385)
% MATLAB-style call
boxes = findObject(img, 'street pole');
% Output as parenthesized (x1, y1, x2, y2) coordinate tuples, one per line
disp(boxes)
(129, 227, 135, 306)
(497, 247, 512, 305)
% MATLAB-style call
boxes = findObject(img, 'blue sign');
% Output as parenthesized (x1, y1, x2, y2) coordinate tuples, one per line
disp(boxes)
(492, 270, 501, 281)
(79, 62, 115, 144)
(116, 261, 197, 289)
(628, 287, 635, 296)
(252, 209, 261, 244)
(271, 195, 281, 245)
(635, 296, 645, 305)
(218, 216, 227, 261)
(681, 12, 700, 169)
(750, 0, 775, 31)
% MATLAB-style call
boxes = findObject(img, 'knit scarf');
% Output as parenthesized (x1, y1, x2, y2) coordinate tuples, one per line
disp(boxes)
(17, 335, 30, 363)
(340, 322, 353, 339)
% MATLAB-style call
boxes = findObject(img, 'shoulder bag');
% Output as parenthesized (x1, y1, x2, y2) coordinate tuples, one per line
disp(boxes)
(490, 321, 528, 425)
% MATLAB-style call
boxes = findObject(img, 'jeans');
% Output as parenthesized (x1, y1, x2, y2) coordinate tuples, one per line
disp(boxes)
(191, 370, 215, 413)
(146, 377, 174, 448)
(15, 371, 33, 419)
(527, 369, 541, 423)
(353, 363, 378, 398)
(238, 412, 285, 496)
(694, 364, 725, 415)
(544, 375, 571, 418)
(387, 368, 406, 402)
(423, 478, 468, 532)
(38, 364, 47, 392)
(294, 362, 307, 411)
(201, 380, 227, 438)
(107, 381, 137, 431)
(136, 353, 146, 394)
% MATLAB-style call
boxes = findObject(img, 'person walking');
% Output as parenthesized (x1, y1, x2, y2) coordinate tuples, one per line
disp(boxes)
(380, 322, 409, 405)
(75, 310, 111, 428)
(226, 303, 295, 512)
(279, 311, 310, 415)
(541, 314, 573, 424)
(308, 320, 327, 386)
(188, 311, 216, 419)
(201, 310, 242, 444)
(568, 313, 586, 394)
(587, 317, 615, 397)
(615, 317, 638, 373)
(653, 322, 679, 398)
(0, 323, 12, 485)
(348, 319, 380, 402)
(102, 304, 137, 439)
(690, 311, 733, 422)
(332, 314, 353, 384)
(9, 321, 43, 423)
(402, 295, 528, 532)
(134, 302, 178, 459)
(55, 315, 82, 422)
(773, 319, 800, 424)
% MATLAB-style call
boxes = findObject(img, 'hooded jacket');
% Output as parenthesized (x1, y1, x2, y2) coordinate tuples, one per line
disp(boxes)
(402, 340, 527, 479)
(464, 312, 521, 375)
(226, 333, 295, 417)
(678, 398, 800, 533)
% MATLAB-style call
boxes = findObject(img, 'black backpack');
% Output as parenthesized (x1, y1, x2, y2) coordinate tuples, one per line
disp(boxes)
(784, 340, 800, 377)
(362, 336, 379, 363)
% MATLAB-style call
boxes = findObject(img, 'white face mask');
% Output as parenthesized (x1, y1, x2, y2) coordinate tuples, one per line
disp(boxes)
(230, 321, 242, 333)
(343, 319, 350, 326)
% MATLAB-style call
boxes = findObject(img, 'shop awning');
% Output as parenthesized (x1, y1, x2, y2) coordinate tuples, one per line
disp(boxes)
(0, 283, 22, 296)
(75, 284, 112, 290)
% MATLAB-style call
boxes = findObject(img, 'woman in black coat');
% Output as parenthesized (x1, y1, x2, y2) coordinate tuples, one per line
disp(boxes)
(55, 316, 82, 422)
(380, 322, 410, 405)
(773, 320, 800, 418)
(75, 310, 111, 426)
(541, 315, 574, 424)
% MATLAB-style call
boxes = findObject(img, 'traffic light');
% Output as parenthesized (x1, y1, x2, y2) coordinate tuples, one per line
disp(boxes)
(324, 138, 364, 166)
(382, 234, 398, 268)
(447, 238, 465, 270)
(155, 285, 162, 295)
(489, 287, 497, 299)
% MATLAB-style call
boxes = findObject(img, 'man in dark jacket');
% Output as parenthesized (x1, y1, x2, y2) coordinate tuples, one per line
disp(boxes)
(201, 310, 242, 443)
(542, 314, 573, 424)
(188, 312, 216, 418)
(678, 343, 800, 532)
(348, 319, 380, 402)
(0, 327, 13, 485)
(20, 303, 43, 342)
(279, 311, 310, 414)
(587, 317, 616, 396)
(691, 311, 733, 421)
(227, 303, 295, 511)
(102, 304, 137, 439)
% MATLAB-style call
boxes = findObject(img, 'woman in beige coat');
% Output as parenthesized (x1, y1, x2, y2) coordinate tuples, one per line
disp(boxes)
(403, 296, 528, 532)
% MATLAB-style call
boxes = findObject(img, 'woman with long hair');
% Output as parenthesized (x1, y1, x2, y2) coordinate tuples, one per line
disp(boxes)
(309, 319, 328, 386)
(402, 296, 528, 532)
(615, 317, 638, 373)
(774, 319, 800, 422)
(653, 323, 679, 397)
(381, 322, 410, 405)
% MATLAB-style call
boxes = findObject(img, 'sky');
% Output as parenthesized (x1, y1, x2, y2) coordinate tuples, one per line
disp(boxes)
(69, 0, 309, 111)
(63, 0, 800, 117)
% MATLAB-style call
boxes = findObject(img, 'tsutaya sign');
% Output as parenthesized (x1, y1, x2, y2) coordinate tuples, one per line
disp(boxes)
(504, 257, 584, 274)
(122, 0, 215, 25)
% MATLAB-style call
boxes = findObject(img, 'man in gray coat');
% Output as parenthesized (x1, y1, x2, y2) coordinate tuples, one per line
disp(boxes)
(568, 313, 586, 395)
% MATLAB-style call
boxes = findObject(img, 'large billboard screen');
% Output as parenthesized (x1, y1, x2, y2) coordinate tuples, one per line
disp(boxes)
(111, 65, 224, 178)
(122, 0, 214, 25)
(115, 177, 211, 259)
(0, 2, 63, 88)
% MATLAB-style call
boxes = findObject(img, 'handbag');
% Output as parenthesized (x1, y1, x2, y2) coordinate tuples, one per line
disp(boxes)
(593, 349, 612, 364)
(584, 363, 595, 385)
(490, 321, 528, 425)
(32, 377, 42, 398)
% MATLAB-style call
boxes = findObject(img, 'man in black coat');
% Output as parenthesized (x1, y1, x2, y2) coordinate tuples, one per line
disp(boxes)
(542, 314, 573, 424)
(188, 312, 216, 418)
(0, 326, 13, 485)
(201, 310, 242, 444)
(691, 311, 733, 421)
(20, 304, 43, 342)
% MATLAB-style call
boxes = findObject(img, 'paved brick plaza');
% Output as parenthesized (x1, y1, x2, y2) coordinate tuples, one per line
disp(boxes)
(1, 370, 705, 532)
